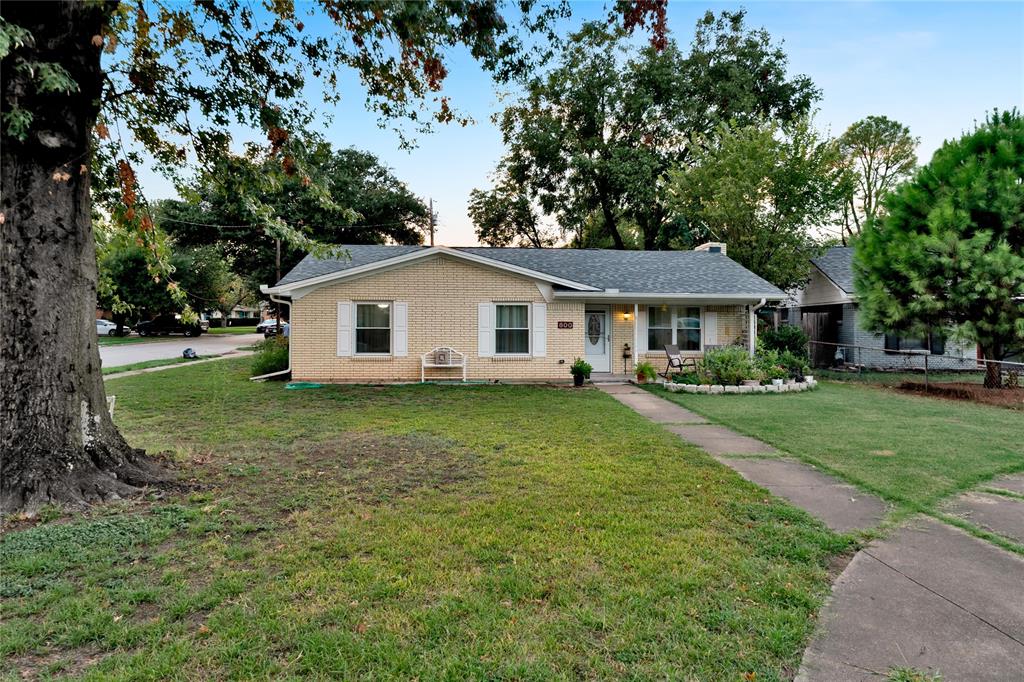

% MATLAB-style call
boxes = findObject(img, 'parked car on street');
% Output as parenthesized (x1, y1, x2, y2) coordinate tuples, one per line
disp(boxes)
(96, 319, 131, 336)
(136, 314, 207, 337)
(258, 318, 289, 338)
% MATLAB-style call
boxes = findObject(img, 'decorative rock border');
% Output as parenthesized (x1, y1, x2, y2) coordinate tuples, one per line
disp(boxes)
(660, 378, 817, 394)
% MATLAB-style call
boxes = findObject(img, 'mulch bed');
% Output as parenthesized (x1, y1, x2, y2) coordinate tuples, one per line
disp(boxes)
(898, 381, 1024, 409)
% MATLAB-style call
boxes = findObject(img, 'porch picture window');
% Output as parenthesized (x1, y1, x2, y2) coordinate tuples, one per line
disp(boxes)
(647, 307, 673, 352)
(495, 304, 530, 354)
(647, 306, 702, 352)
(355, 303, 391, 354)
(676, 307, 701, 351)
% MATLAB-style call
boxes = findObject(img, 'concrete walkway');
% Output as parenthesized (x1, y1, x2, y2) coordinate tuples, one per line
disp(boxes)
(598, 383, 1024, 680)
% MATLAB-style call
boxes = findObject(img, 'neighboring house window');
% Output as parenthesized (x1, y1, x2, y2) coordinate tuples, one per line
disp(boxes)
(884, 332, 946, 355)
(648, 306, 701, 351)
(495, 304, 530, 354)
(355, 303, 391, 354)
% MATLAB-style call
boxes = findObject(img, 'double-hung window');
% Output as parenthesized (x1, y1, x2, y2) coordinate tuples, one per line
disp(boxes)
(495, 304, 530, 354)
(676, 307, 701, 351)
(647, 306, 702, 351)
(355, 303, 391, 354)
(647, 307, 673, 352)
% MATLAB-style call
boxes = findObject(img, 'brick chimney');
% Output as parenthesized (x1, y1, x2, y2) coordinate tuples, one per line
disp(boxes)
(694, 242, 727, 255)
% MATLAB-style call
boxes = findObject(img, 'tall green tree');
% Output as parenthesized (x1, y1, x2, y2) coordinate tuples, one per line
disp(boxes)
(474, 10, 819, 249)
(468, 173, 554, 248)
(855, 110, 1024, 388)
(666, 118, 852, 291)
(0, 0, 666, 513)
(838, 115, 918, 244)
(158, 144, 430, 291)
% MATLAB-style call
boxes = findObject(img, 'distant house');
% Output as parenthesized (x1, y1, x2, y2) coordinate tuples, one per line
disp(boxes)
(261, 243, 786, 383)
(783, 247, 978, 370)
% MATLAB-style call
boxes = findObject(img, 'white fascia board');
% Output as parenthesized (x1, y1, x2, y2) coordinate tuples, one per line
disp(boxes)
(262, 246, 600, 296)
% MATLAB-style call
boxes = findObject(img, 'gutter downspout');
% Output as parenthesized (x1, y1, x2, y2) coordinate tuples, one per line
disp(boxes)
(749, 298, 767, 356)
(250, 294, 293, 381)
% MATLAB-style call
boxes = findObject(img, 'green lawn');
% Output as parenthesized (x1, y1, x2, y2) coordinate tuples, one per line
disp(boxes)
(101, 356, 222, 375)
(649, 382, 1024, 528)
(97, 335, 158, 346)
(1, 359, 850, 680)
(206, 325, 258, 335)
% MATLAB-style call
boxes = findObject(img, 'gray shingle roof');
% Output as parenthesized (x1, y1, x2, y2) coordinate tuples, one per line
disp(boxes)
(275, 245, 785, 297)
(811, 247, 855, 294)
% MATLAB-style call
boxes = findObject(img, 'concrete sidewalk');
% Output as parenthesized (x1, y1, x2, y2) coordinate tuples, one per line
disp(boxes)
(598, 383, 1024, 680)
(798, 517, 1024, 681)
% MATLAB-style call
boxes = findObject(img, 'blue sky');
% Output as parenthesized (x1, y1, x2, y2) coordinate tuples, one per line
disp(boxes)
(139, 1, 1024, 246)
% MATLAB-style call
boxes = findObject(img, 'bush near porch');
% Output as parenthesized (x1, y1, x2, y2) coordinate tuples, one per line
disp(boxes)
(1, 358, 850, 680)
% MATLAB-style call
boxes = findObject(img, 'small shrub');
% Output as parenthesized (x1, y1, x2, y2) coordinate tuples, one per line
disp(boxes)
(778, 349, 810, 380)
(635, 361, 657, 382)
(702, 346, 760, 385)
(251, 338, 289, 376)
(670, 370, 704, 385)
(755, 349, 789, 381)
(570, 357, 592, 378)
(761, 325, 809, 358)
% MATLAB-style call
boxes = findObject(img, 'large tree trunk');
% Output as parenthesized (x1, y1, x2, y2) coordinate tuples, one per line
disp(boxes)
(981, 342, 1003, 389)
(1, 1, 169, 514)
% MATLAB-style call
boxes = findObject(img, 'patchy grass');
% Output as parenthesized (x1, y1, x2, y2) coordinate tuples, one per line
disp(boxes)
(648, 382, 1024, 523)
(1, 359, 851, 680)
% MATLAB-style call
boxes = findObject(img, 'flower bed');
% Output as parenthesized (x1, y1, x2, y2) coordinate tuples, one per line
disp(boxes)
(660, 377, 817, 394)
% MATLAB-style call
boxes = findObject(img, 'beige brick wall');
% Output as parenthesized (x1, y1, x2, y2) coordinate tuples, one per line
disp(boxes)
(290, 255, 752, 382)
(291, 255, 585, 382)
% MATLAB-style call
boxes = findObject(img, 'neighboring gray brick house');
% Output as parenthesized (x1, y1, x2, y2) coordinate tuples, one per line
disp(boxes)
(783, 247, 979, 370)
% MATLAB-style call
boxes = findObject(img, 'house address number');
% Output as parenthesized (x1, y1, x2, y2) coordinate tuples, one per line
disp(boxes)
(557, 321, 574, 329)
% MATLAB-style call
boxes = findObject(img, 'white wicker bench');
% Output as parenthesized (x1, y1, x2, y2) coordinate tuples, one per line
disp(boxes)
(421, 347, 467, 382)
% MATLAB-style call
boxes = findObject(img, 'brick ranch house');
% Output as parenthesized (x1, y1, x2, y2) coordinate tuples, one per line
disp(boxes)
(782, 246, 979, 370)
(261, 243, 785, 383)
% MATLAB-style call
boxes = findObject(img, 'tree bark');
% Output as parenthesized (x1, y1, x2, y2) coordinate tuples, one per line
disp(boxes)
(981, 342, 1003, 389)
(1, 1, 169, 514)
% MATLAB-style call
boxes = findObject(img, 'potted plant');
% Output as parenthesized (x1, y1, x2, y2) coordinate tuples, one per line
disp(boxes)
(570, 358, 592, 387)
(635, 361, 656, 384)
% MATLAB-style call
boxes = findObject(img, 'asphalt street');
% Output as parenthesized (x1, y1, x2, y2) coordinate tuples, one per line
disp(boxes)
(99, 333, 264, 368)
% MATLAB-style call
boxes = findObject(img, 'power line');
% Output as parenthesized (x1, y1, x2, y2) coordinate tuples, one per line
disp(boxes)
(157, 216, 422, 230)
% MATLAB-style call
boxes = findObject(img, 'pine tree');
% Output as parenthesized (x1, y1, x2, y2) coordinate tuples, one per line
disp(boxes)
(854, 110, 1024, 388)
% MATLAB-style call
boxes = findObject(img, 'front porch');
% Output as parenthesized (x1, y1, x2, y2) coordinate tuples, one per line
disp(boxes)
(571, 301, 762, 378)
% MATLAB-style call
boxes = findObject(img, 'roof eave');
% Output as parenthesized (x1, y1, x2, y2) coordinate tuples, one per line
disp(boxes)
(552, 291, 787, 301)
(262, 246, 601, 296)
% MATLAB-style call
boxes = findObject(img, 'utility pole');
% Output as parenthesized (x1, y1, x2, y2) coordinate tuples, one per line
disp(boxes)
(429, 198, 435, 246)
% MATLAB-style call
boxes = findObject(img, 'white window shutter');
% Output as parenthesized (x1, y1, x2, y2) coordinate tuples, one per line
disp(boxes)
(393, 302, 408, 357)
(477, 303, 494, 357)
(336, 301, 353, 356)
(532, 302, 547, 357)
(636, 306, 648, 352)
(703, 310, 718, 347)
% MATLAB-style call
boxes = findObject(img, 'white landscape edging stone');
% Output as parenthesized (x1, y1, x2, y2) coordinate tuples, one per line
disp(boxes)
(660, 378, 817, 395)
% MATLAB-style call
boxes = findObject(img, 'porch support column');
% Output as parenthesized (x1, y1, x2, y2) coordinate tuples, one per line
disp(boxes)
(633, 303, 640, 371)
(748, 304, 757, 357)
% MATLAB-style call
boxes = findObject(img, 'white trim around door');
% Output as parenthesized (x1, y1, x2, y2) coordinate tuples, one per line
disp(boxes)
(584, 307, 611, 373)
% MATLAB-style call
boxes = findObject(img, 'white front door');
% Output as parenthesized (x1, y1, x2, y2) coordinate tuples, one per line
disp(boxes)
(584, 308, 611, 372)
